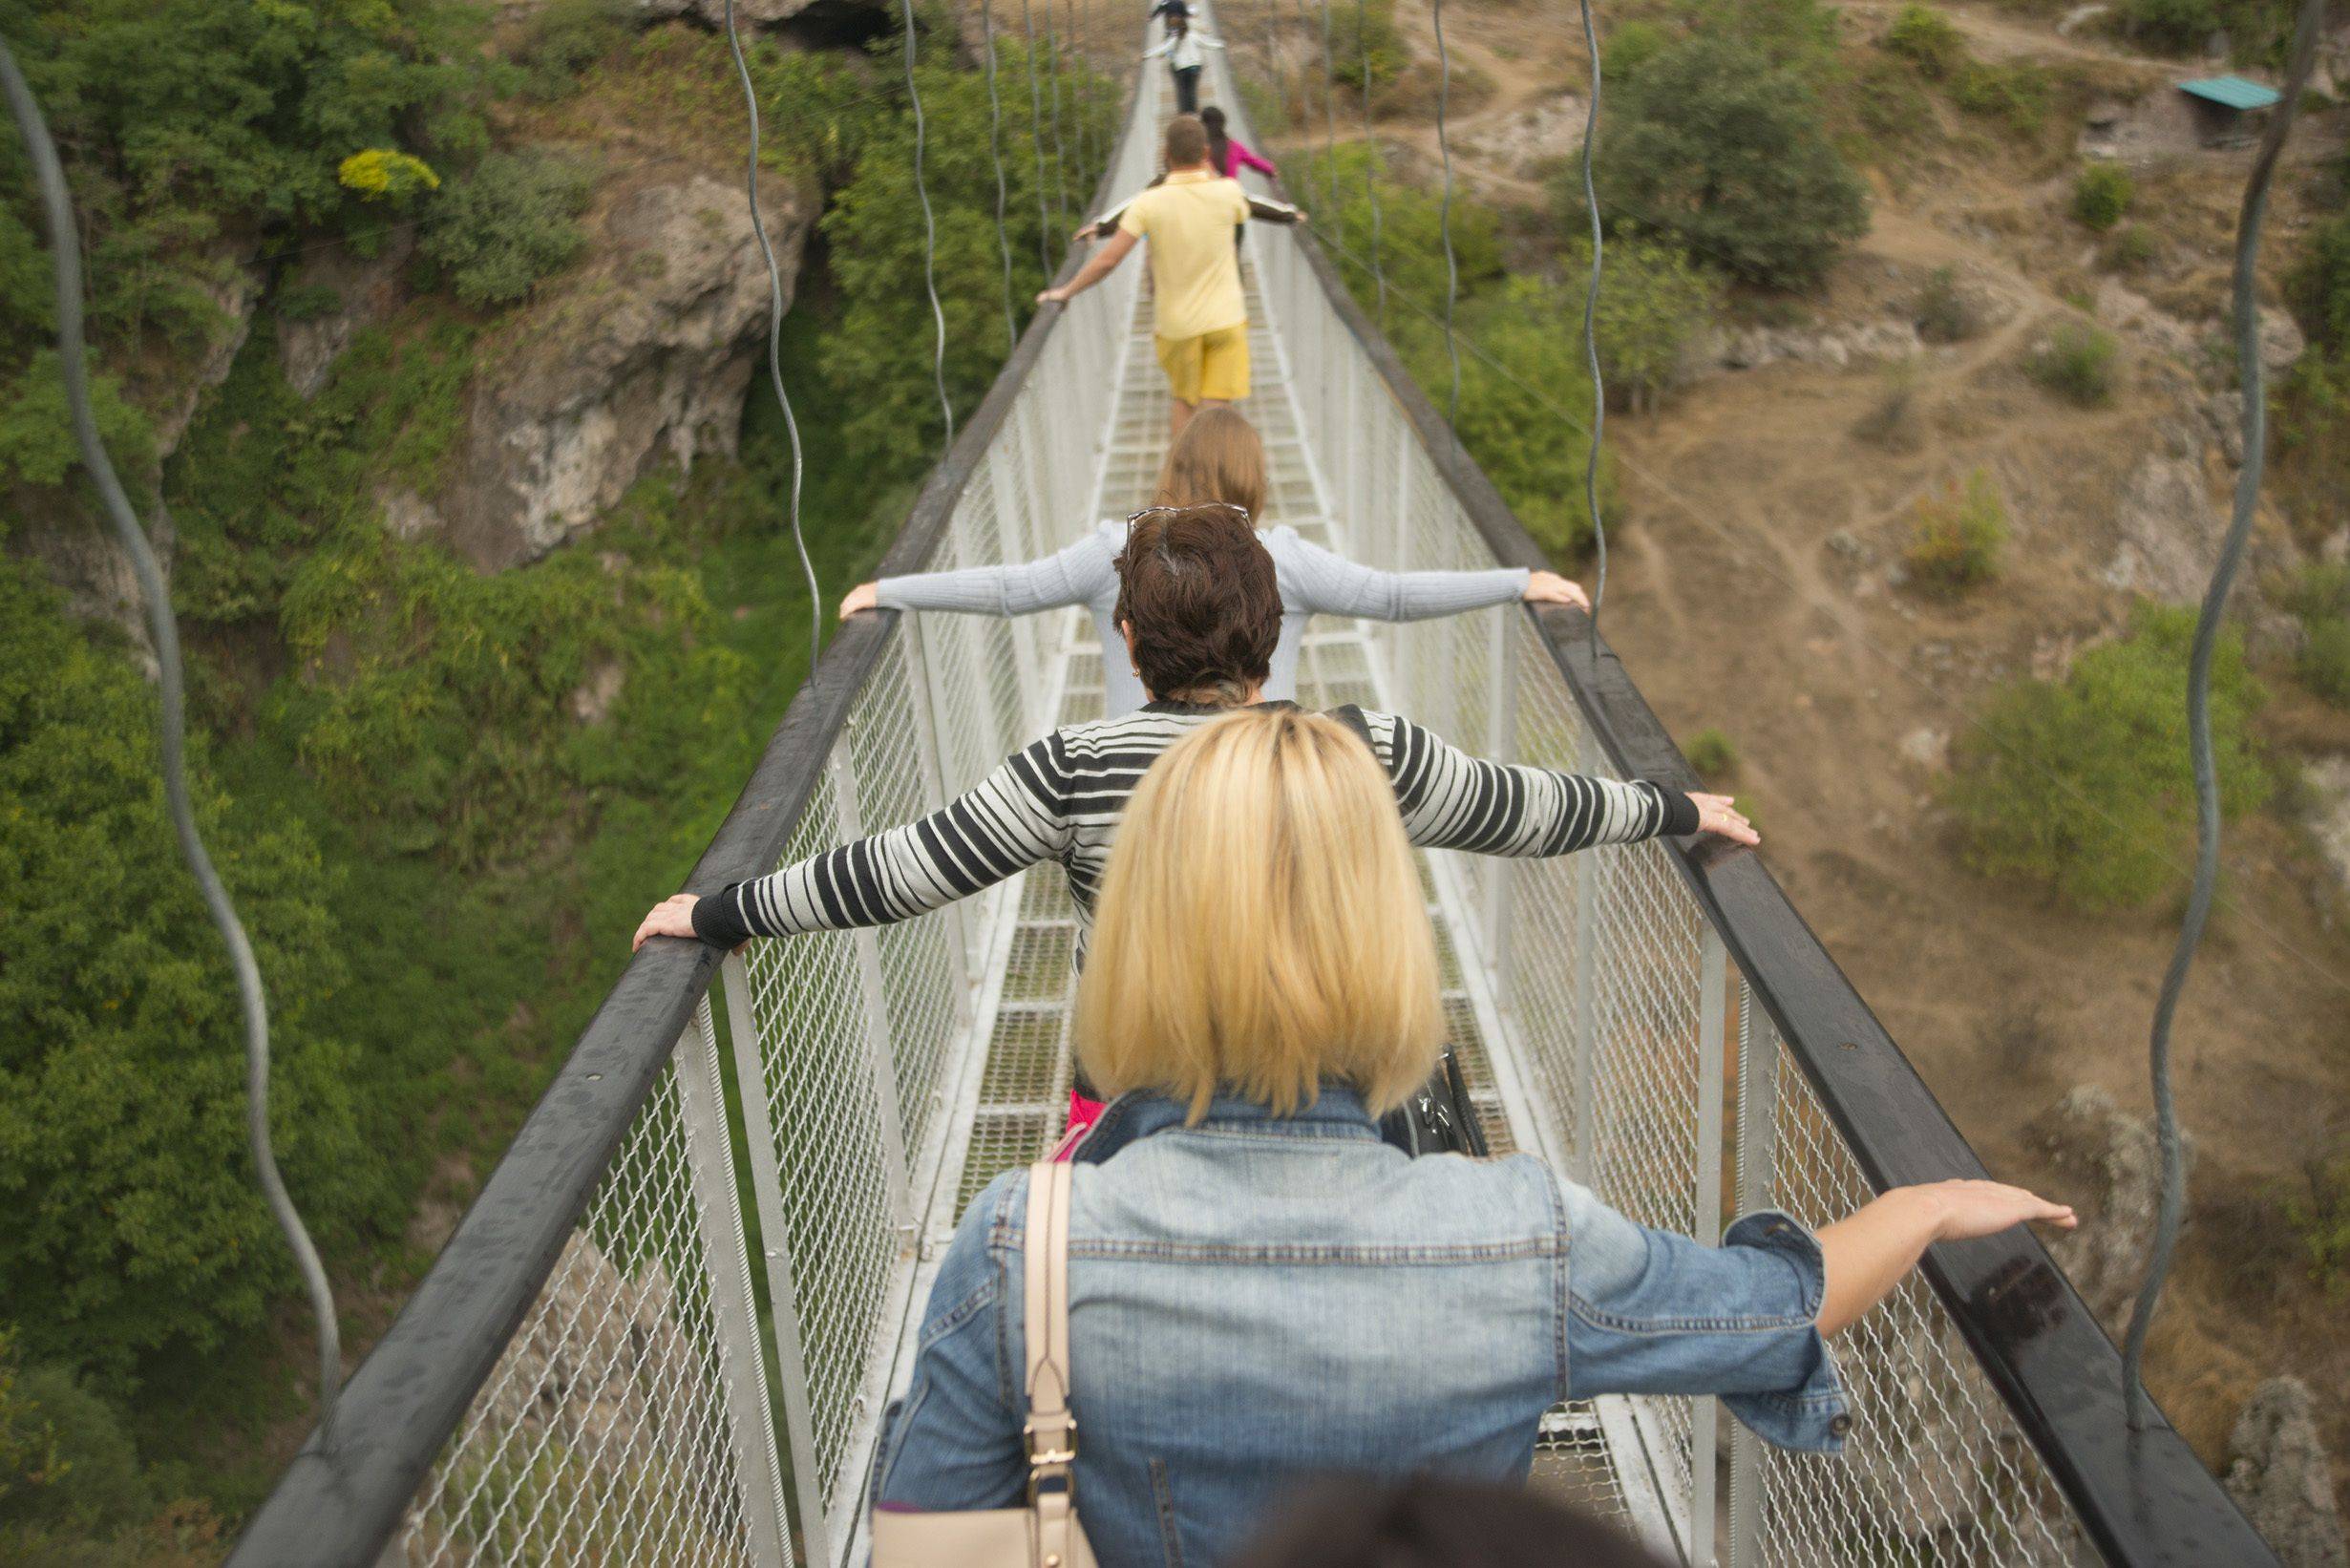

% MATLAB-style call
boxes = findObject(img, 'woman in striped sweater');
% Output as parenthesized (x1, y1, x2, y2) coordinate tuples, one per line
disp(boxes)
(638, 503, 1752, 964)
(833, 407, 1589, 720)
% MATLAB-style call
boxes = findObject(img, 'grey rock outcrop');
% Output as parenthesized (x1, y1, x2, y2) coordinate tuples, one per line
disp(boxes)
(2102, 454, 2223, 604)
(2031, 1084, 2191, 1324)
(1712, 317, 1922, 372)
(2305, 756, 2350, 902)
(439, 160, 813, 569)
(2226, 1379, 2349, 1568)
(277, 230, 417, 400)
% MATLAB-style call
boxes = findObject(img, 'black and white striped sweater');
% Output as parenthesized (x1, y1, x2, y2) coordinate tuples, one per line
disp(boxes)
(690, 702, 1698, 953)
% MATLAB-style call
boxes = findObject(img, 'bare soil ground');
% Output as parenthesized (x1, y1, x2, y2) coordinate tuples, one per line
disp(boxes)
(1213, 0, 2350, 1510)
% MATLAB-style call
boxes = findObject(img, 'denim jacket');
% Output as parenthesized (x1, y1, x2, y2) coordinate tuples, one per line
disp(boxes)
(871, 1088, 1848, 1567)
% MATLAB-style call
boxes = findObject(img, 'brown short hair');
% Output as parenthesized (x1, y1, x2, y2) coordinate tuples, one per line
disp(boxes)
(1164, 115, 1209, 169)
(1154, 406, 1265, 520)
(1113, 504, 1281, 702)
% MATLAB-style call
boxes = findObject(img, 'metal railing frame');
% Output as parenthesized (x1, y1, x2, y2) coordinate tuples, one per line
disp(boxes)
(232, 13, 2275, 1562)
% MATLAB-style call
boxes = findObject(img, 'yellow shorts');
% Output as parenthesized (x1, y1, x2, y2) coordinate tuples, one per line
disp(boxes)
(1155, 325, 1250, 405)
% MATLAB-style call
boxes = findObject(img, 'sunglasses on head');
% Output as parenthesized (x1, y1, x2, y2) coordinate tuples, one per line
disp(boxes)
(1126, 501, 1252, 531)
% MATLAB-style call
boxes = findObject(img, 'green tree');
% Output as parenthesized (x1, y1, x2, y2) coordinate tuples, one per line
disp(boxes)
(419, 150, 598, 310)
(1946, 604, 2269, 907)
(1552, 233, 1722, 413)
(1594, 32, 1869, 289)
(2072, 163, 2134, 230)
(0, 561, 378, 1385)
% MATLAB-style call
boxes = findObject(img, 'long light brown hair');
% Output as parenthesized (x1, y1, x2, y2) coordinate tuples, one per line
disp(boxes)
(1154, 405, 1266, 522)
(1074, 709, 1445, 1122)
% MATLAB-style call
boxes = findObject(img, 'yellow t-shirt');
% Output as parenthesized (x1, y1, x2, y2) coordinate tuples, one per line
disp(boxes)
(1117, 170, 1253, 342)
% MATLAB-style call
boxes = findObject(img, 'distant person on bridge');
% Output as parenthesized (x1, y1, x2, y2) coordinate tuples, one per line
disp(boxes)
(642, 503, 1712, 961)
(863, 705, 2079, 1567)
(1039, 116, 1302, 440)
(833, 406, 1588, 719)
(1143, 11, 1221, 114)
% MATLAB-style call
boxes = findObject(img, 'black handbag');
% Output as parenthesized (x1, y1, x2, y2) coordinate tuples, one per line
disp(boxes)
(1381, 1047, 1490, 1156)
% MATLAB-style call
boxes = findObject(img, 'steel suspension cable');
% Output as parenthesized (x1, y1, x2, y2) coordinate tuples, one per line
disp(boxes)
(1314, 0, 1342, 230)
(1429, 0, 1462, 459)
(2121, 0, 2327, 1430)
(900, 0, 955, 444)
(982, 0, 1020, 349)
(1019, 0, 1054, 273)
(0, 36, 345, 1431)
(1067, 0, 1092, 200)
(1354, 0, 1387, 328)
(1043, 0, 1070, 237)
(1572, 0, 1606, 654)
(724, 0, 822, 669)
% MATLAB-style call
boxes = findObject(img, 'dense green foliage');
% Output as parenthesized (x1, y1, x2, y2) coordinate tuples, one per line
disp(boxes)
(1542, 234, 1724, 413)
(1947, 606, 2269, 907)
(419, 152, 598, 309)
(2026, 322, 2120, 405)
(2072, 163, 2135, 230)
(1594, 25, 1868, 288)
(2280, 563, 2350, 706)
(1903, 468, 2006, 594)
(1329, 0, 1407, 93)
(1310, 145, 1616, 558)
(0, 560, 379, 1384)
(1885, 4, 1967, 77)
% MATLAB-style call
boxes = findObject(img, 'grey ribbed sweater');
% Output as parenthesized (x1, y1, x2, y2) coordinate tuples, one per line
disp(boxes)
(877, 519, 1529, 718)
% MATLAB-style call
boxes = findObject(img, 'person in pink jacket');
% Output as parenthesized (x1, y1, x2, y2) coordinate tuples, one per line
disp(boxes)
(1201, 105, 1274, 180)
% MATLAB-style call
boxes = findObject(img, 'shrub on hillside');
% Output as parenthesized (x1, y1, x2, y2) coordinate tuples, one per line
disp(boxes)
(1946, 604, 2268, 907)
(2072, 163, 2134, 230)
(1853, 357, 1925, 450)
(1684, 728, 1738, 778)
(2288, 209, 2350, 357)
(1950, 58, 2054, 136)
(2281, 563, 2350, 706)
(2026, 322, 2120, 405)
(420, 150, 597, 309)
(1330, 0, 1407, 94)
(1886, 4, 1967, 77)
(2118, 0, 2222, 53)
(2105, 222, 2159, 271)
(1916, 265, 1979, 342)
(1554, 234, 1725, 412)
(1903, 468, 2006, 593)
(2285, 1152, 2350, 1295)
(1592, 32, 1868, 289)
(517, 0, 636, 99)
(1601, 20, 1673, 85)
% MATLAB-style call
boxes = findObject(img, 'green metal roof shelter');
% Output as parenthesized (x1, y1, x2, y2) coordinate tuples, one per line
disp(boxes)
(2179, 75, 2283, 111)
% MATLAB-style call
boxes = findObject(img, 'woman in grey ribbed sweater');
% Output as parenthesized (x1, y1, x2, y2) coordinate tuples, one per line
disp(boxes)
(835, 407, 1589, 717)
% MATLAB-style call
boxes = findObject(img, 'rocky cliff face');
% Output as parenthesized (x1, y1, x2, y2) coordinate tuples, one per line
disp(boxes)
(425, 159, 814, 570)
(2228, 1379, 2350, 1568)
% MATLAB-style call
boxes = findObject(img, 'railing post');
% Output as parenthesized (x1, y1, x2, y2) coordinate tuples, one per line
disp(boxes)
(900, 612, 982, 1031)
(987, 442, 1045, 730)
(1725, 981, 1774, 1568)
(674, 996, 794, 1568)
(1570, 727, 1606, 1185)
(1479, 608, 1518, 1011)
(722, 951, 836, 1565)
(827, 738, 919, 1239)
(1689, 929, 1730, 1567)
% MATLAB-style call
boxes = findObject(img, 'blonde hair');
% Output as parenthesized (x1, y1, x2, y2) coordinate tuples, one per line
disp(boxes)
(1074, 709, 1445, 1122)
(1154, 406, 1267, 521)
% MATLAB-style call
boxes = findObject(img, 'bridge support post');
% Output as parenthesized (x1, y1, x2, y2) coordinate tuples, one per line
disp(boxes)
(722, 951, 836, 1565)
(1725, 980, 1775, 1568)
(1688, 929, 1730, 1567)
(827, 739, 920, 1240)
(1569, 725, 1605, 1184)
(1479, 608, 1518, 1011)
(675, 997, 795, 1568)
(901, 611, 981, 1040)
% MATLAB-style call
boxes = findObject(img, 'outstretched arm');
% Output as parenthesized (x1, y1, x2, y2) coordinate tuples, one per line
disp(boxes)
(1230, 139, 1278, 179)
(840, 529, 1116, 621)
(1813, 1180, 2076, 1336)
(1363, 708, 1757, 856)
(1039, 227, 1137, 306)
(1281, 534, 1591, 623)
(633, 740, 1070, 951)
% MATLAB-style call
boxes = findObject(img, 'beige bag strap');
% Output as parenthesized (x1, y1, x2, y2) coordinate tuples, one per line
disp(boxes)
(1022, 1160, 1080, 1567)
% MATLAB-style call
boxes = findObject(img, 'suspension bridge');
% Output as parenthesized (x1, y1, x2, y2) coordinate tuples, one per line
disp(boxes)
(11, 0, 2294, 1562)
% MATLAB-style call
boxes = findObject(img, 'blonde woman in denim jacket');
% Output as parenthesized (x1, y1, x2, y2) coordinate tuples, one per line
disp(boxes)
(870, 709, 2076, 1567)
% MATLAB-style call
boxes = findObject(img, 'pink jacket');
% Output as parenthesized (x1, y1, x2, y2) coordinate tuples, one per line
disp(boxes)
(1217, 138, 1277, 180)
